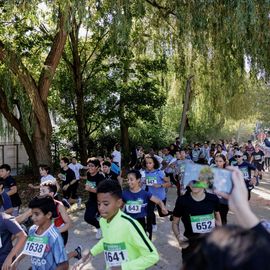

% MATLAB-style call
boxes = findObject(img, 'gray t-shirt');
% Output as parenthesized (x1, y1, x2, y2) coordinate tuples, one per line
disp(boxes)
(0, 213, 22, 266)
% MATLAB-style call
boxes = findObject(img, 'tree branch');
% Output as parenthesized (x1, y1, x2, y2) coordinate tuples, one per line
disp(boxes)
(38, 6, 70, 102)
(145, 0, 177, 17)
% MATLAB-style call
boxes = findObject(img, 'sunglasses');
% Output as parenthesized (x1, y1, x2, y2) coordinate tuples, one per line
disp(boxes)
(234, 155, 243, 158)
(190, 180, 209, 188)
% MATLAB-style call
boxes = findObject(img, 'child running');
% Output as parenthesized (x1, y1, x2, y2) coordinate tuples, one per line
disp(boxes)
(143, 155, 171, 239)
(172, 174, 221, 263)
(122, 170, 168, 234)
(12, 195, 69, 270)
(72, 180, 159, 270)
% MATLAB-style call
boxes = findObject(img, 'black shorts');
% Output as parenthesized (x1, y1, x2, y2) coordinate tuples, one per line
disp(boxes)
(254, 162, 263, 171)
(61, 231, 69, 246)
(62, 181, 79, 200)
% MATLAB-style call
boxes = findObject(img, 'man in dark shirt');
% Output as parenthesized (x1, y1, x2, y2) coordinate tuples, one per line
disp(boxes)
(84, 157, 105, 239)
(0, 164, 22, 216)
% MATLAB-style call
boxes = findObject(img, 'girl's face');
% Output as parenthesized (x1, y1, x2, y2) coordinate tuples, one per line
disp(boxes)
(215, 157, 225, 168)
(127, 174, 140, 189)
(145, 158, 155, 170)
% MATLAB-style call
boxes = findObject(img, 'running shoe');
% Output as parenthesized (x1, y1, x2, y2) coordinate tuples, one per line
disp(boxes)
(77, 197, 82, 208)
(152, 224, 158, 232)
(62, 198, 71, 209)
(74, 245, 82, 260)
(96, 228, 102, 239)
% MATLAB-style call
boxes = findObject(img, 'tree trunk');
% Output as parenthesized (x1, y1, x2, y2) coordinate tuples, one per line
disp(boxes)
(120, 118, 130, 168)
(179, 75, 194, 144)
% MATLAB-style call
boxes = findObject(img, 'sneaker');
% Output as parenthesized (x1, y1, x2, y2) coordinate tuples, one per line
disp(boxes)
(62, 198, 71, 209)
(74, 245, 82, 260)
(77, 197, 82, 208)
(96, 228, 102, 239)
(152, 224, 158, 232)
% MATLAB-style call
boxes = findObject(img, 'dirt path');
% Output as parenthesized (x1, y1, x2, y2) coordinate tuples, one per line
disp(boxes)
(19, 173, 270, 269)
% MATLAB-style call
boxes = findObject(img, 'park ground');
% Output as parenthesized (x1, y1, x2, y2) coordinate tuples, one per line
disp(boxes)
(18, 173, 270, 270)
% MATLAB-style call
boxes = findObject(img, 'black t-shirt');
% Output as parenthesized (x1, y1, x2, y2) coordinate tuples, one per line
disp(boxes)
(173, 192, 219, 240)
(104, 171, 118, 182)
(251, 150, 264, 163)
(86, 172, 105, 201)
(3, 176, 21, 207)
(60, 168, 76, 186)
(234, 161, 256, 180)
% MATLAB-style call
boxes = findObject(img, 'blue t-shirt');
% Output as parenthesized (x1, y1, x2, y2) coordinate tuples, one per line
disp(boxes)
(28, 224, 68, 270)
(0, 213, 22, 267)
(0, 192, 12, 212)
(122, 189, 152, 219)
(145, 169, 166, 200)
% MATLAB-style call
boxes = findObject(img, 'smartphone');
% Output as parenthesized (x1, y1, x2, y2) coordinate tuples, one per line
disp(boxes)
(183, 163, 233, 194)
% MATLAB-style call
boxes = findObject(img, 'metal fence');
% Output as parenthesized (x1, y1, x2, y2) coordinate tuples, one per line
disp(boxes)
(0, 143, 29, 175)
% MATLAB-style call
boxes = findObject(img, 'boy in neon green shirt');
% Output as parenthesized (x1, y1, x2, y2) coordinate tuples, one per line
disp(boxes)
(72, 180, 159, 270)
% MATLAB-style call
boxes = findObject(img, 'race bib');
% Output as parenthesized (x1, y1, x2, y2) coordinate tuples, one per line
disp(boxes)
(86, 180, 96, 188)
(240, 167, 249, 179)
(125, 201, 142, 214)
(190, 213, 215, 233)
(254, 155, 261, 160)
(23, 236, 48, 258)
(59, 173, 66, 181)
(146, 176, 157, 186)
(104, 242, 128, 267)
(180, 164, 185, 173)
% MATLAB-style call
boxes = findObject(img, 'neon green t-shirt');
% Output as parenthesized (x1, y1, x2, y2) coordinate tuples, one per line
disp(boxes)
(90, 210, 159, 270)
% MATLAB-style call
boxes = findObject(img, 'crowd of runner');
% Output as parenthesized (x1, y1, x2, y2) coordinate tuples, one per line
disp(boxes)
(1, 134, 270, 269)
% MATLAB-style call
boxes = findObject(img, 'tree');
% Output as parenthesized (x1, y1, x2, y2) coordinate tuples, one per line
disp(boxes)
(0, 1, 70, 173)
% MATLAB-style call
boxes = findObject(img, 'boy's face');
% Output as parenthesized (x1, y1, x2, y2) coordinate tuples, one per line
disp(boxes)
(0, 169, 9, 179)
(31, 208, 52, 226)
(102, 165, 110, 174)
(97, 193, 122, 222)
(39, 168, 47, 177)
(39, 186, 53, 197)
(60, 160, 67, 168)
(88, 163, 99, 175)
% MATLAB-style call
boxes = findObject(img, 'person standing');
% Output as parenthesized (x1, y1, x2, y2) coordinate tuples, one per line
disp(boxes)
(111, 143, 121, 168)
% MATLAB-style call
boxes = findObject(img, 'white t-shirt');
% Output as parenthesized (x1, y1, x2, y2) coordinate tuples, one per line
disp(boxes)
(40, 174, 57, 185)
(68, 163, 84, 180)
(112, 150, 121, 167)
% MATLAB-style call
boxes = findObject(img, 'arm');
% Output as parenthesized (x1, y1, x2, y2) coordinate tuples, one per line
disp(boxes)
(85, 185, 97, 193)
(117, 175, 123, 186)
(150, 196, 168, 215)
(121, 223, 159, 270)
(218, 166, 259, 229)
(28, 184, 40, 189)
(7, 185, 17, 196)
(16, 209, 32, 224)
(58, 204, 72, 233)
(56, 262, 69, 270)
(214, 211, 222, 226)
(2, 231, 27, 270)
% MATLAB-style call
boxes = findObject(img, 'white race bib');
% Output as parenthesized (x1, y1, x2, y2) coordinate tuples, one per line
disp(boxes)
(146, 176, 157, 186)
(104, 242, 128, 267)
(240, 167, 249, 179)
(125, 201, 142, 214)
(254, 155, 261, 160)
(23, 236, 48, 258)
(86, 180, 96, 188)
(190, 213, 215, 233)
